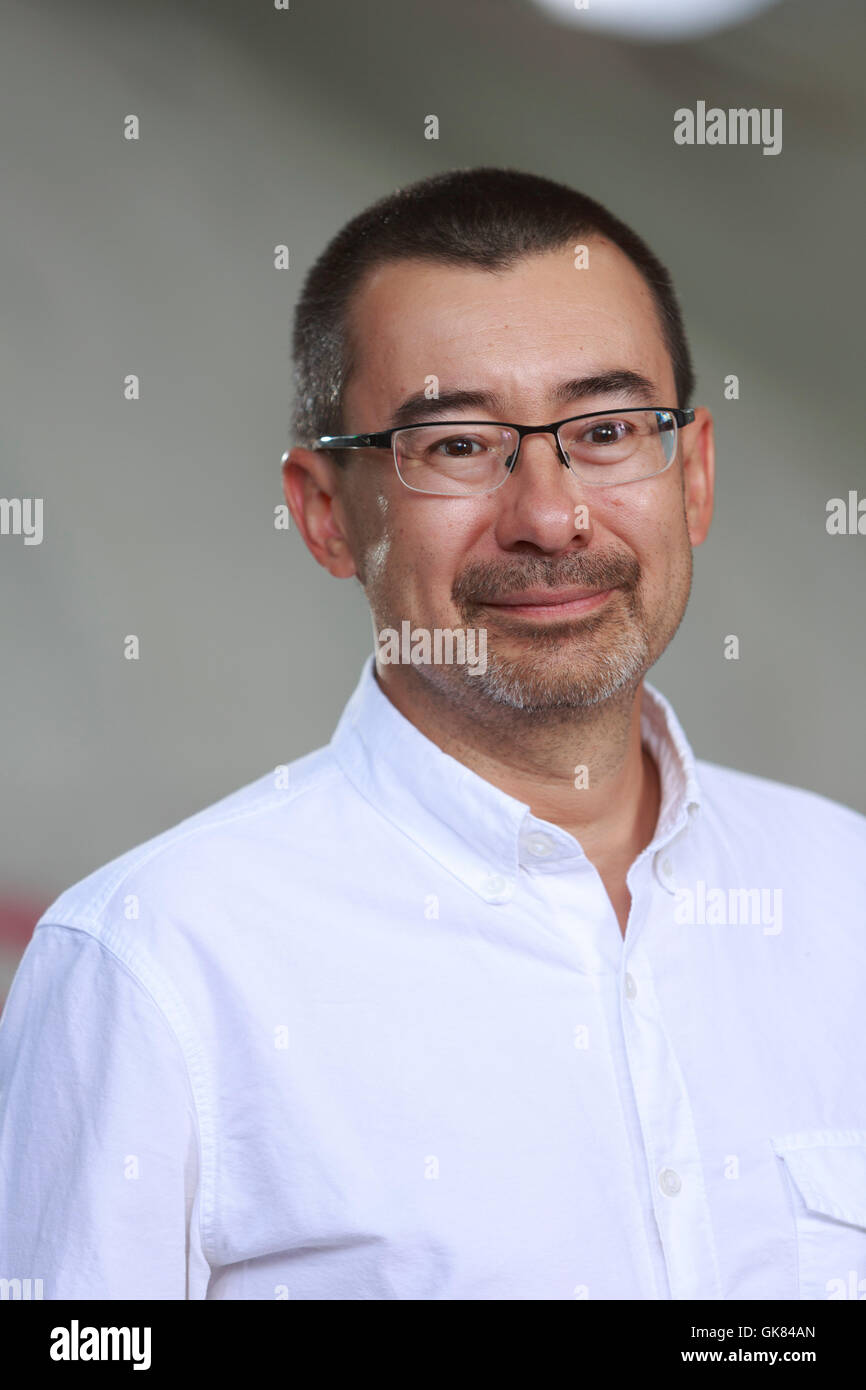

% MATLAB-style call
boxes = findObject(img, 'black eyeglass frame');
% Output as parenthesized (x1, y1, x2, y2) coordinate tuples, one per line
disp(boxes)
(311, 407, 695, 491)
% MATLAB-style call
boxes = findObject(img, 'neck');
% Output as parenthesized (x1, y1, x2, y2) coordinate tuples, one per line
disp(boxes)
(374, 664, 663, 869)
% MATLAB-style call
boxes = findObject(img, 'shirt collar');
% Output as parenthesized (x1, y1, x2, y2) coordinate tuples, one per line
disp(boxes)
(330, 654, 703, 902)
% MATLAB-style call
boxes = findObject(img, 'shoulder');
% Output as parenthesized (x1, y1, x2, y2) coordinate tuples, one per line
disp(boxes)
(695, 756, 866, 857)
(34, 743, 353, 953)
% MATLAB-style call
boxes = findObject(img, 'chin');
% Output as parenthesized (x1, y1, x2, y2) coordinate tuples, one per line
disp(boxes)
(455, 641, 651, 713)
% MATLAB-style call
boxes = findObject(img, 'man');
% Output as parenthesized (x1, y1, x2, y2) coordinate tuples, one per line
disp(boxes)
(2, 168, 865, 1301)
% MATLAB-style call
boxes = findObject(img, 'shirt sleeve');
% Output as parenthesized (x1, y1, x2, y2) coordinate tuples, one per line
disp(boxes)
(0, 922, 209, 1299)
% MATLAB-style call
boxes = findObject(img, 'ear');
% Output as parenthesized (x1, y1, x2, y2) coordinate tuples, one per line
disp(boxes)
(281, 446, 358, 578)
(680, 408, 715, 546)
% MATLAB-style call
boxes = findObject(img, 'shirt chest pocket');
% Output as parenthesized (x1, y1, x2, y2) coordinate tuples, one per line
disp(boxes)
(772, 1131, 866, 1300)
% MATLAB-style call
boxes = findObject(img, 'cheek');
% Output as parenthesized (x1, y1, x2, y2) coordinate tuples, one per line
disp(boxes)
(394, 502, 490, 596)
(359, 534, 392, 590)
(343, 478, 395, 588)
(603, 466, 688, 535)
(590, 490, 658, 551)
(595, 485, 690, 588)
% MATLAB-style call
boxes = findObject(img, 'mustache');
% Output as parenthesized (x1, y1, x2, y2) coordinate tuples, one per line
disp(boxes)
(453, 552, 640, 607)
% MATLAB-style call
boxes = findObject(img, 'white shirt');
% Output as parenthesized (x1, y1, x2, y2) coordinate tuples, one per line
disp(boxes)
(2, 654, 866, 1301)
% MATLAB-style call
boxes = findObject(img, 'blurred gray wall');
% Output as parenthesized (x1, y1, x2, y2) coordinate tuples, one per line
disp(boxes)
(1, 0, 864, 906)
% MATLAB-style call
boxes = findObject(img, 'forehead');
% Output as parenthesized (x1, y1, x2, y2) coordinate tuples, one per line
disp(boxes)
(343, 238, 672, 418)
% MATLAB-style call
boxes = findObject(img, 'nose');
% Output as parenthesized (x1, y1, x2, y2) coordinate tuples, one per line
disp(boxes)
(513, 425, 569, 471)
(494, 431, 595, 553)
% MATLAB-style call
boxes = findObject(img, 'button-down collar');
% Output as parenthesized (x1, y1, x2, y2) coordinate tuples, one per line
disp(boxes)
(330, 655, 702, 902)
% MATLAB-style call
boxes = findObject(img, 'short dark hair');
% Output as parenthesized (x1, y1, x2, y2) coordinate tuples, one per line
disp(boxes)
(290, 166, 695, 454)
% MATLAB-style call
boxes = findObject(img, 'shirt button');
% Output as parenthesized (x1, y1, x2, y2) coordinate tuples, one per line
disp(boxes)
(524, 832, 555, 858)
(658, 1168, 682, 1197)
(624, 972, 637, 1000)
(654, 851, 676, 891)
(481, 872, 509, 899)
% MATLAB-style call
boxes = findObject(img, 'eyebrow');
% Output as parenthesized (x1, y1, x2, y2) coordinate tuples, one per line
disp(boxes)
(385, 369, 660, 430)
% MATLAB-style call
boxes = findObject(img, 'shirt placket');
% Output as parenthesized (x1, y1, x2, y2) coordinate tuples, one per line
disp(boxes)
(619, 828, 724, 1300)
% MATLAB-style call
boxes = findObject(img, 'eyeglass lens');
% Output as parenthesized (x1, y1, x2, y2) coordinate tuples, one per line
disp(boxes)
(393, 410, 678, 495)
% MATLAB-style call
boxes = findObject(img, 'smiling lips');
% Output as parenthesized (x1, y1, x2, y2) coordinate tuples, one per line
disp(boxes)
(481, 586, 616, 618)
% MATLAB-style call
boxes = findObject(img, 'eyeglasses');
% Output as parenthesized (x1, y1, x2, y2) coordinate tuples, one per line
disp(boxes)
(311, 407, 694, 496)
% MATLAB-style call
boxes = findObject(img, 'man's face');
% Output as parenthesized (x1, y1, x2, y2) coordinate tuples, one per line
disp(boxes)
(295, 239, 713, 717)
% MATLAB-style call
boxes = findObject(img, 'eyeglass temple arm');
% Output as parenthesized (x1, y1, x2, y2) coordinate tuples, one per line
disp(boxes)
(315, 432, 391, 449)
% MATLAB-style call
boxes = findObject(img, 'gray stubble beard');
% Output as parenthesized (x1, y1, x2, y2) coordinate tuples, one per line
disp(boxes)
(453, 586, 653, 716)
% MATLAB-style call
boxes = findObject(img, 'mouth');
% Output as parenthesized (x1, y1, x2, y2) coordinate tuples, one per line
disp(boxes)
(480, 587, 617, 620)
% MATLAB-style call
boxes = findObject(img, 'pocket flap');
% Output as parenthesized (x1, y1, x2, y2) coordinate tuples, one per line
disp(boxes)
(772, 1131, 866, 1228)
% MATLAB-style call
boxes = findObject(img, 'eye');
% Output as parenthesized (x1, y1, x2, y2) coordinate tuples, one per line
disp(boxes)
(581, 419, 632, 446)
(431, 435, 486, 458)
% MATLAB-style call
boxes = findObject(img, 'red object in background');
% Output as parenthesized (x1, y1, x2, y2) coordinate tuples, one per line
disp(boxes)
(0, 896, 49, 1014)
